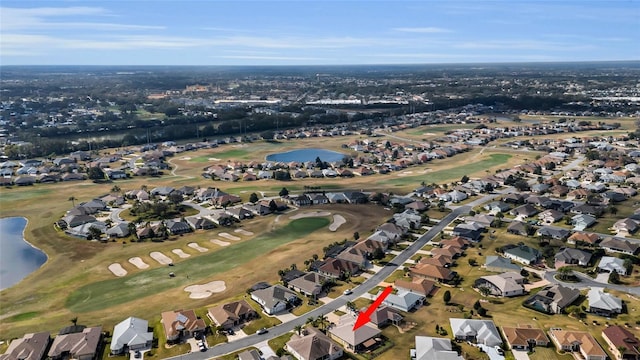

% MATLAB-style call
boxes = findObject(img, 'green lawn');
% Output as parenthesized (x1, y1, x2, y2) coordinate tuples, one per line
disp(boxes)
(65, 217, 330, 312)
(381, 154, 512, 187)
(190, 149, 251, 162)
(267, 332, 293, 355)
(529, 347, 574, 360)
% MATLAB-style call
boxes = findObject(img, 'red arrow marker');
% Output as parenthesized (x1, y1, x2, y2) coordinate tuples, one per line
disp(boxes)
(352, 286, 393, 331)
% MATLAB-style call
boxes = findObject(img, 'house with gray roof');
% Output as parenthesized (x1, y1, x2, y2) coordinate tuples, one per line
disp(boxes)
(286, 327, 343, 360)
(0, 332, 50, 360)
(554, 248, 592, 269)
(503, 245, 541, 265)
(572, 214, 597, 231)
(251, 285, 299, 315)
(484, 201, 510, 214)
(484, 256, 522, 273)
(110, 317, 153, 355)
(449, 319, 502, 347)
(48, 326, 102, 360)
(328, 315, 381, 353)
(474, 272, 525, 297)
(597, 256, 628, 276)
(523, 284, 580, 314)
(536, 226, 570, 240)
(588, 287, 623, 317)
(288, 272, 328, 297)
(510, 204, 539, 218)
(600, 237, 640, 255)
(106, 222, 131, 238)
(380, 289, 425, 312)
(411, 336, 464, 360)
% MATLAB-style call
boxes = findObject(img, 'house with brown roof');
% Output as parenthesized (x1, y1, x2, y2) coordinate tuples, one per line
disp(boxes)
(548, 329, 607, 360)
(160, 309, 206, 342)
(602, 325, 640, 360)
(439, 236, 470, 249)
(409, 263, 456, 283)
(567, 232, 600, 246)
(394, 278, 437, 297)
(420, 254, 453, 268)
(288, 272, 328, 297)
(48, 326, 102, 360)
(207, 300, 258, 330)
(431, 245, 464, 259)
(317, 258, 360, 279)
(328, 315, 381, 353)
(369, 305, 403, 328)
(286, 327, 343, 360)
(0, 332, 50, 360)
(501, 325, 549, 351)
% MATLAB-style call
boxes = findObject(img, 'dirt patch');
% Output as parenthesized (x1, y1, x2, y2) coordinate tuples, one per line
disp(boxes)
(172, 249, 191, 258)
(329, 214, 346, 231)
(234, 229, 254, 236)
(180, 156, 191, 160)
(210, 239, 230, 246)
(187, 242, 208, 252)
(184, 280, 227, 299)
(290, 210, 331, 219)
(128, 257, 149, 269)
(219, 232, 240, 241)
(150, 251, 173, 265)
(108, 263, 127, 277)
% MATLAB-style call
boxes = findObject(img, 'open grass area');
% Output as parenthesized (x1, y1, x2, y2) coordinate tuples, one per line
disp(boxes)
(66, 217, 330, 312)
(267, 332, 293, 355)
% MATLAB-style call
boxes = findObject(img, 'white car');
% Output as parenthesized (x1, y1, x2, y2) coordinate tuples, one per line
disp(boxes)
(343, 289, 352, 295)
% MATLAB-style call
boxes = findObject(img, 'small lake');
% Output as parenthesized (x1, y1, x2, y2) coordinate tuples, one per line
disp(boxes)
(0, 217, 47, 290)
(266, 148, 346, 163)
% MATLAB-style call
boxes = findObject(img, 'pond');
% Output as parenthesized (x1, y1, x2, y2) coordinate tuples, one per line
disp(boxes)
(266, 148, 346, 163)
(0, 217, 47, 290)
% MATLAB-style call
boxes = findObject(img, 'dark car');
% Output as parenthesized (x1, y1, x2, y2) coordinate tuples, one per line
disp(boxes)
(134, 351, 141, 359)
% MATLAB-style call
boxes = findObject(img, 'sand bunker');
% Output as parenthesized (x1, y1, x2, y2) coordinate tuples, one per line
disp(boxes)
(329, 215, 346, 231)
(184, 280, 227, 299)
(150, 251, 173, 265)
(180, 156, 191, 160)
(290, 210, 331, 219)
(397, 171, 414, 177)
(235, 229, 254, 236)
(128, 257, 149, 269)
(187, 242, 209, 252)
(208, 157, 221, 161)
(172, 249, 191, 258)
(210, 239, 230, 246)
(219, 232, 241, 241)
(108, 263, 127, 277)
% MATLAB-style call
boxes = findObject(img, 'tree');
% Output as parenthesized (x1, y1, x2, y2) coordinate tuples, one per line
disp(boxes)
(473, 300, 481, 310)
(443, 290, 451, 304)
(557, 266, 573, 281)
(68, 196, 77, 207)
(111, 185, 121, 194)
(608, 270, 620, 284)
(168, 192, 184, 205)
(353, 232, 360, 241)
(279, 187, 289, 197)
(249, 192, 259, 204)
(294, 324, 302, 336)
(87, 226, 103, 241)
(478, 286, 491, 297)
(461, 175, 469, 183)
(87, 166, 106, 181)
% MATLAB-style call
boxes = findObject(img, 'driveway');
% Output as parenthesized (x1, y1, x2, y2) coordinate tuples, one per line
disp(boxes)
(255, 340, 276, 358)
(512, 349, 530, 360)
(477, 344, 505, 360)
(274, 312, 297, 322)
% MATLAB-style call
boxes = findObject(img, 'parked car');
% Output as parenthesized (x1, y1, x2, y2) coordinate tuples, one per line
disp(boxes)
(134, 351, 141, 359)
(343, 289, 353, 295)
(256, 328, 268, 335)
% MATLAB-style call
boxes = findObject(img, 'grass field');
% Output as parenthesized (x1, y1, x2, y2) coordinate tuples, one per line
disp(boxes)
(66, 217, 330, 312)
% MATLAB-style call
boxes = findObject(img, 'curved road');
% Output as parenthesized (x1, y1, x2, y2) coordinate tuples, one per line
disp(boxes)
(167, 205, 472, 360)
(543, 269, 640, 296)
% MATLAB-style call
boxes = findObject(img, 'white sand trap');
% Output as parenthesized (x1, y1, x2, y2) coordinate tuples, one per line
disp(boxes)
(180, 156, 191, 160)
(108, 263, 127, 277)
(219, 232, 241, 241)
(235, 229, 254, 236)
(150, 251, 173, 265)
(187, 242, 209, 252)
(290, 210, 331, 220)
(128, 257, 149, 269)
(210, 239, 230, 246)
(329, 215, 346, 231)
(172, 249, 191, 258)
(184, 280, 227, 299)
(208, 157, 221, 161)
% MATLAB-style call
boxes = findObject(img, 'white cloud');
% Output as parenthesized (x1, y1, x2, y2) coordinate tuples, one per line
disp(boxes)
(393, 27, 452, 33)
(454, 40, 596, 52)
(217, 55, 323, 61)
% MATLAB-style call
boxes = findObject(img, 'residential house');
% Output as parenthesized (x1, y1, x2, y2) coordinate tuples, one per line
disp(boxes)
(464, 214, 496, 227)
(336, 247, 369, 268)
(328, 315, 381, 353)
(524, 284, 580, 314)
(588, 287, 623, 317)
(600, 237, 640, 255)
(380, 289, 425, 312)
(106, 222, 131, 238)
(369, 306, 403, 328)
(474, 272, 525, 297)
(165, 219, 192, 235)
(411, 336, 464, 360)
(316, 258, 360, 279)
(507, 221, 530, 236)
(393, 209, 422, 230)
(554, 248, 592, 268)
(110, 317, 153, 355)
(286, 327, 343, 360)
(0, 332, 50, 360)
(243, 203, 272, 216)
(510, 204, 539, 218)
(536, 226, 570, 240)
(503, 245, 541, 265)
(238, 349, 262, 360)
(185, 216, 216, 230)
(449, 319, 502, 347)
(160, 309, 206, 342)
(602, 325, 640, 360)
(612, 218, 640, 235)
(571, 204, 605, 217)
(394, 278, 436, 297)
(48, 326, 102, 360)
(501, 325, 549, 351)
(484, 201, 511, 214)
(538, 209, 564, 224)
(572, 214, 597, 231)
(288, 272, 328, 298)
(567, 232, 600, 246)
(598, 256, 628, 276)
(225, 207, 254, 220)
(251, 285, 299, 315)
(548, 329, 607, 360)
(206, 300, 258, 330)
(484, 256, 522, 273)
(410, 263, 456, 283)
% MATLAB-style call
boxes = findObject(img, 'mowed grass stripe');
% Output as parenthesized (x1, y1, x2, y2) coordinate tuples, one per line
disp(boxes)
(66, 217, 330, 313)
(382, 153, 512, 186)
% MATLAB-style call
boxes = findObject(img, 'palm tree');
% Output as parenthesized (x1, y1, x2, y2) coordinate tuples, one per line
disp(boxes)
(316, 314, 328, 331)
(294, 325, 302, 336)
(111, 185, 121, 194)
(68, 196, 77, 207)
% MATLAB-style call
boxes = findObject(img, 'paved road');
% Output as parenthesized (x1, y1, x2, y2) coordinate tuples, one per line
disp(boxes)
(543, 269, 640, 296)
(167, 205, 472, 360)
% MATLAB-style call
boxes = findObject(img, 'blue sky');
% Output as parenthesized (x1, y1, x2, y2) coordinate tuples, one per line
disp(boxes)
(1, 0, 638, 65)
